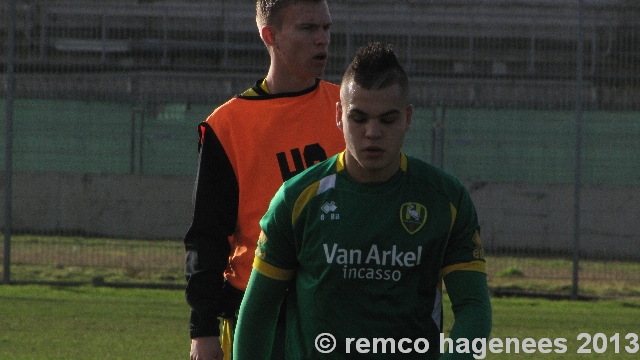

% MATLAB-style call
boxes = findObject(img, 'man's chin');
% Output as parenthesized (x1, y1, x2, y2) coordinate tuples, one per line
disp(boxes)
(308, 64, 326, 78)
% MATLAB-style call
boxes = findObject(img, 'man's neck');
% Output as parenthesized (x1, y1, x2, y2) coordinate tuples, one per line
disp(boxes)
(264, 72, 317, 94)
(343, 152, 403, 184)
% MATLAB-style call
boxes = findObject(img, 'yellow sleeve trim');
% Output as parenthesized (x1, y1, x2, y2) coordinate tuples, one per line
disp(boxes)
(442, 260, 487, 278)
(252, 256, 295, 281)
(449, 202, 457, 233)
(292, 181, 321, 225)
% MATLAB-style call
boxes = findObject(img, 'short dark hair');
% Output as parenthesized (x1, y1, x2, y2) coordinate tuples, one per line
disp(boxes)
(256, 0, 325, 29)
(341, 42, 409, 103)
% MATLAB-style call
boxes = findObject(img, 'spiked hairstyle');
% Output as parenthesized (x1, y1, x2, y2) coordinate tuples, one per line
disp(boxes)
(341, 42, 409, 104)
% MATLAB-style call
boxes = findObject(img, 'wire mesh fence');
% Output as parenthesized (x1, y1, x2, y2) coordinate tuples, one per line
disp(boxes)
(2, 0, 639, 295)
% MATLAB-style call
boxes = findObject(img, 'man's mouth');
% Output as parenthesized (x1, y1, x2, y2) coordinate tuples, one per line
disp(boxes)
(363, 146, 383, 155)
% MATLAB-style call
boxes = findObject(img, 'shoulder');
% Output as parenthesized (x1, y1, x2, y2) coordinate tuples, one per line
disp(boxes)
(201, 78, 267, 126)
(201, 94, 245, 128)
(203, 79, 339, 132)
(284, 155, 338, 192)
(276, 155, 339, 207)
(317, 80, 340, 99)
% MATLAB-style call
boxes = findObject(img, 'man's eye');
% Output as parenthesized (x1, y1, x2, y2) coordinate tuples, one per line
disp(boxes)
(381, 117, 397, 124)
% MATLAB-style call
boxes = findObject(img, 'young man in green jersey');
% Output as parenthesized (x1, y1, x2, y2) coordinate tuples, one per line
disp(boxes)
(234, 42, 492, 359)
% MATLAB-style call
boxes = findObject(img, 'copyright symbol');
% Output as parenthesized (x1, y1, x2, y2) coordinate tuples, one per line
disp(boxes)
(315, 333, 336, 354)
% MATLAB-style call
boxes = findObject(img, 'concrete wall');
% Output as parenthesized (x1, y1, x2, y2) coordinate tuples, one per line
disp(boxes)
(1, 172, 194, 240)
(469, 182, 640, 260)
(1, 172, 638, 260)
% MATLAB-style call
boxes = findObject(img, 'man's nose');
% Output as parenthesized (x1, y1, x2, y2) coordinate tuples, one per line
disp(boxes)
(365, 121, 382, 139)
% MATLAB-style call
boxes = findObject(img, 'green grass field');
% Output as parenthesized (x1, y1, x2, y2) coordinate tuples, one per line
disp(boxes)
(0, 285, 638, 359)
(2, 236, 639, 358)
(4, 235, 640, 298)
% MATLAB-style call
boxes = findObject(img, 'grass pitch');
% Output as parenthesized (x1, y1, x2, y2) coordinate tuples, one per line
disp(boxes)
(4, 235, 640, 298)
(0, 285, 638, 359)
(0, 285, 188, 360)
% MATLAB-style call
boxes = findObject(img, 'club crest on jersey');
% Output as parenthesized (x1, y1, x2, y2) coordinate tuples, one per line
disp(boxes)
(400, 202, 427, 234)
(255, 231, 268, 259)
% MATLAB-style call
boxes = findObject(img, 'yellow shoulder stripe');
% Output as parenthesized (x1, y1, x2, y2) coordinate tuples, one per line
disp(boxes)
(441, 260, 487, 278)
(292, 181, 321, 225)
(336, 151, 346, 172)
(400, 152, 408, 171)
(253, 256, 295, 281)
(449, 203, 457, 233)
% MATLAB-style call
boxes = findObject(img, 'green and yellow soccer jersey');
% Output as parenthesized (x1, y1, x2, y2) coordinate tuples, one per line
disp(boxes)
(255, 152, 486, 359)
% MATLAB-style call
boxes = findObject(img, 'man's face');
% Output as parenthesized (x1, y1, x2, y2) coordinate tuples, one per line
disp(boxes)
(337, 82, 412, 183)
(271, 1, 331, 81)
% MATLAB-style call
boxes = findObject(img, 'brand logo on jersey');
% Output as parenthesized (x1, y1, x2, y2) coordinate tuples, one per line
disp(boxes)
(324, 243, 423, 282)
(400, 202, 427, 234)
(472, 231, 485, 259)
(320, 201, 340, 221)
(321, 201, 337, 213)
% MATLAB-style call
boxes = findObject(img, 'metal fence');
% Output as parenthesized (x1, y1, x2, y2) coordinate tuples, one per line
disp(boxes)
(2, 0, 639, 295)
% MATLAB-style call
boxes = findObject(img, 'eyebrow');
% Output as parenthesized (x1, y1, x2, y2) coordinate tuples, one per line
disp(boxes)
(348, 108, 401, 118)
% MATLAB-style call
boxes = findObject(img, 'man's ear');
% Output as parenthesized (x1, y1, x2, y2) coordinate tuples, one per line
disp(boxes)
(260, 26, 276, 46)
(405, 104, 413, 130)
(336, 102, 343, 130)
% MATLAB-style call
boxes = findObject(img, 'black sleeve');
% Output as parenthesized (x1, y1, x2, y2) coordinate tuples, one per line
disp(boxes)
(184, 122, 239, 338)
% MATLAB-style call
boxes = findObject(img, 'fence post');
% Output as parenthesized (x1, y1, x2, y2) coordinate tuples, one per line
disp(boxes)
(572, 0, 585, 300)
(4, 0, 17, 285)
(431, 104, 445, 169)
(129, 106, 145, 175)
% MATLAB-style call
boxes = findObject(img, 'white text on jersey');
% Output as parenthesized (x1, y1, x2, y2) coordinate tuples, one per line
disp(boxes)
(323, 243, 423, 268)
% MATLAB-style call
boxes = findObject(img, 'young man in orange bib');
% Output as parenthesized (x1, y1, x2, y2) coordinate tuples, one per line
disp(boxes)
(183, 1, 344, 359)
